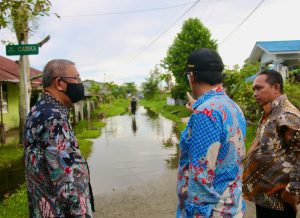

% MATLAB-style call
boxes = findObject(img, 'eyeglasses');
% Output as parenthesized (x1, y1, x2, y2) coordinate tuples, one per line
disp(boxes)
(56, 76, 82, 82)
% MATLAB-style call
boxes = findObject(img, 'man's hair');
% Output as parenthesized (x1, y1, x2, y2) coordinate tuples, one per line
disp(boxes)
(193, 70, 223, 85)
(42, 59, 75, 88)
(257, 69, 284, 93)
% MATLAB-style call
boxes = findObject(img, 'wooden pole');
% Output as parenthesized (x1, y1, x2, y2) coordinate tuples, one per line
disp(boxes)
(0, 82, 5, 145)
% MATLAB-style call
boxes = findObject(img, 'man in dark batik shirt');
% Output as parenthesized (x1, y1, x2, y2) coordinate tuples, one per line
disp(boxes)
(24, 59, 94, 217)
(243, 70, 300, 218)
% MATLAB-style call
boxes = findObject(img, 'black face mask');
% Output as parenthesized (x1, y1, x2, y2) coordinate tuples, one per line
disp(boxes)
(61, 80, 85, 103)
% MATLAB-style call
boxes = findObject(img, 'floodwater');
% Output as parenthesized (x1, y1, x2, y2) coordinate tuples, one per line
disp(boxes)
(0, 106, 179, 200)
(88, 106, 179, 195)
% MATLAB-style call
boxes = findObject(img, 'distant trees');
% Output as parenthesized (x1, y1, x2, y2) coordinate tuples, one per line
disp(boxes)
(88, 80, 138, 102)
(141, 66, 161, 99)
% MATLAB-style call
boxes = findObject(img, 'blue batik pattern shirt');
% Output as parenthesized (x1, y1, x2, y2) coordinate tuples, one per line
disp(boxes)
(177, 87, 246, 218)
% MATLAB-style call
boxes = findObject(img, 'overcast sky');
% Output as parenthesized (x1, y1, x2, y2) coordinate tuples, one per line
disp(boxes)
(0, 0, 299, 86)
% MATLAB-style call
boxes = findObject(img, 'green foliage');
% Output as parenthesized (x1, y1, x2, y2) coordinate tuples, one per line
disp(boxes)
(0, 144, 23, 168)
(74, 120, 106, 140)
(95, 99, 129, 117)
(123, 82, 137, 96)
(223, 63, 261, 121)
(285, 79, 300, 109)
(140, 94, 191, 131)
(77, 139, 93, 159)
(141, 69, 160, 99)
(0, 184, 28, 218)
(87, 80, 138, 101)
(163, 18, 217, 99)
(246, 125, 256, 151)
(0, 0, 51, 41)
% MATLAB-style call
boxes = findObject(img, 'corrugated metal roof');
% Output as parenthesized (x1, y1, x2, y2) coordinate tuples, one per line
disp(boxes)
(0, 55, 42, 88)
(257, 40, 300, 53)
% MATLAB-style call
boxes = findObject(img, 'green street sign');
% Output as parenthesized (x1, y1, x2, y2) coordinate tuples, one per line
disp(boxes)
(6, 44, 39, 56)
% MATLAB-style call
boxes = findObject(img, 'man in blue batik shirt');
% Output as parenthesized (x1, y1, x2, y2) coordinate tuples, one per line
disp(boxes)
(177, 48, 246, 218)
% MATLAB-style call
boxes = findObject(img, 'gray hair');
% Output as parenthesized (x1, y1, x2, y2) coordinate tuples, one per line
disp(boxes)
(42, 59, 75, 87)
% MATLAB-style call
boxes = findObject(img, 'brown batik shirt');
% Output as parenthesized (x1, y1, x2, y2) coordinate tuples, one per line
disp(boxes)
(243, 95, 300, 211)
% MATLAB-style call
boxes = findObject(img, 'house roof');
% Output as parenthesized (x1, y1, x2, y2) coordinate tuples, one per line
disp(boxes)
(0, 55, 42, 88)
(257, 40, 300, 53)
(248, 40, 300, 63)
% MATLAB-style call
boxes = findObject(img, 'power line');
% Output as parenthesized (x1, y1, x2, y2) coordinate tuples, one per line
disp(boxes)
(220, 0, 265, 45)
(128, 0, 202, 62)
(61, 0, 229, 18)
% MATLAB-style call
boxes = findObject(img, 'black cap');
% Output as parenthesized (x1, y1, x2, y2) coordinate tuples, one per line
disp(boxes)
(186, 48, 224, 74)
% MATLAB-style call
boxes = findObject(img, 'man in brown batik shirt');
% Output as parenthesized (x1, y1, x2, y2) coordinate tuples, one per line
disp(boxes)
(243, 69, 300, 218)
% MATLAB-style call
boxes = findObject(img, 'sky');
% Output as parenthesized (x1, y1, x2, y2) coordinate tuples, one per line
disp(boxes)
(0, 0, 300, 86)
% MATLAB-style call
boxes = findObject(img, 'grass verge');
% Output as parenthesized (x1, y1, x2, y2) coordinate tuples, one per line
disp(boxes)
(0, 145, 23, 169)
(140, 94, 191, 131)
(94, 99, 129, 117)
(0, 184, 28, 218)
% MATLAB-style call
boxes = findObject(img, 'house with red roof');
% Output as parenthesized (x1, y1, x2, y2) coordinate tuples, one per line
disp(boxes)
(0, 55, 42, 131)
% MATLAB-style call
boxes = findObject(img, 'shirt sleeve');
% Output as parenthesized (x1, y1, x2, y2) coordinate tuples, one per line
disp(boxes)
(281, 113, 300, 195)
(43, 115, 86, 216)
(185, 112, 222, 217)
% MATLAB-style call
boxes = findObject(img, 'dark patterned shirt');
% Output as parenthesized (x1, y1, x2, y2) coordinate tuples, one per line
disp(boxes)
(243, 95, 300, 211)
(24, 94, 94, 217)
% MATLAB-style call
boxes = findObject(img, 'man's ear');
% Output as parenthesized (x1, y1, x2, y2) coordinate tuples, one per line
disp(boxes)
(54, 78, 64, 91)
(273, 83, 281, 93)
(189, 72, 196, 83)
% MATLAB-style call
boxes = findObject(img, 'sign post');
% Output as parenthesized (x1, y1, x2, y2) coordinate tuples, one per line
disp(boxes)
(6, 44, 39, 56)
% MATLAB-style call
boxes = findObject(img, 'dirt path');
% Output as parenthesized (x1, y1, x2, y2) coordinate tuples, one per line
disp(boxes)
(93, 170, 299, 218)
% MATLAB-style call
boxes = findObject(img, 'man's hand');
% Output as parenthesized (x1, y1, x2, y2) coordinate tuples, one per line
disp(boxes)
(281, 189, 298, 213)
(186, 92, 195, 112)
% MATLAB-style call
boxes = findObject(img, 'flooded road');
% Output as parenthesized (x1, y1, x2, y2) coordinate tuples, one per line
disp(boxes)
(88, 106, 179, 195)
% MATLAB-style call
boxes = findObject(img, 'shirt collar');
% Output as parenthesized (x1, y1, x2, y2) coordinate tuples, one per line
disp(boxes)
(192, 87, 225, 109)
(42, 93, 69, 116)
(270, 95, 287, 112)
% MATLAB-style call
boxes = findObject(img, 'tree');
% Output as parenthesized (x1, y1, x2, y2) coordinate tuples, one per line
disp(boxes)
(141, 71, 160, 99)
(159, 72, 173, 92)
(123, 82, 137, 96)
(0, 0, 51, 142)
(223, 63, 261, 121)
(162, 18, 217, 100)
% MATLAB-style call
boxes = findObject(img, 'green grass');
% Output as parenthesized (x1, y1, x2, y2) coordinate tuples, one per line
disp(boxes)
(77, 139, 93, 159)
(76, 130, 101, 139)
(95, 99, 129, 117)
(74, 120, 106, 140)
(0, 184, 28, 218)
(0, 144, 24, 169)
(140, 94, 191, 131)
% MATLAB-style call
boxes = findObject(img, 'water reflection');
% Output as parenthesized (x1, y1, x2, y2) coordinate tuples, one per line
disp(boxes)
(131, 116, 137, 135)
(144, 107, 159, 120)
(88, 106, 179, 195)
